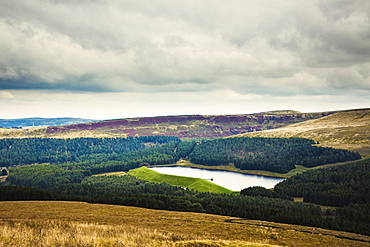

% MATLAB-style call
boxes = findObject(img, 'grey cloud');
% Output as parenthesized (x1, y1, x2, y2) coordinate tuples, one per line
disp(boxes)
(0, 76, 112, 92)
(268, 1, 370, 68)
(0, 0, 369, 97)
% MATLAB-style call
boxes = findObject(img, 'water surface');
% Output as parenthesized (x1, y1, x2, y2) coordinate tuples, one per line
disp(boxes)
(149, 166, 285, 191)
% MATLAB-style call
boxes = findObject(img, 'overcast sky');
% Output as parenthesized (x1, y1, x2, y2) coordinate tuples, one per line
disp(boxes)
(1, 0, 369, 119)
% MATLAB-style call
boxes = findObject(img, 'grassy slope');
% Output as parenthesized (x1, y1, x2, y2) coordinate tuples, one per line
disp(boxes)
(129, 166, 233, 194)
(232, 108, 370, 158)
(1, 201, 369, 247)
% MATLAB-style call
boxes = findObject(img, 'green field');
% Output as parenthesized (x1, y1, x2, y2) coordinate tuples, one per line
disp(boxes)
(129, 166, 233, 194)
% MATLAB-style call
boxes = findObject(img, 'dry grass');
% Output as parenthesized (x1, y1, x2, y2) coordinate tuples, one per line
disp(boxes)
(1, 201, 369, 247)
(0, 220, 276, 247)
(0, 175, 7, 182)
(0, 220, 179, 247)
(93, 171, 128, 176)
(0, 220, 273, 247)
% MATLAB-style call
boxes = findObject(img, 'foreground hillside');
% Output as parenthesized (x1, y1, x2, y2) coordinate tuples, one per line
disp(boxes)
(0, 111, 330, 139)
(233, 108, 370, 158)
(1, 201, 369, 247)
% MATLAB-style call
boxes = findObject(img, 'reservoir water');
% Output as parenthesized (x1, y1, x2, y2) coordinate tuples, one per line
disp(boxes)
(149, 166, 285, 191)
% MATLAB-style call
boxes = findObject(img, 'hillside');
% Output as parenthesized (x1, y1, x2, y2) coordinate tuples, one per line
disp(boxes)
(232, 108, 370, 158)
(1, 201, 369, 247)
(0, 112, 331, 139)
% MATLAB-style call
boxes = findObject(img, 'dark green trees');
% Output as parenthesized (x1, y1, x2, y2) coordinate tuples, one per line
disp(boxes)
(240, 186, 279, 198)
(274, 158, 370, 206)
(187, 137, 361, 173)
(1, 169, 7, 176)
(1, 136, 361, 175)
(0, 136, 180, 167)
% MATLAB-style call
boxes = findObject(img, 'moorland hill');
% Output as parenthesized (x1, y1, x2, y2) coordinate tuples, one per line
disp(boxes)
(0, 111, 331, 139)
(232, 108, 370, 158)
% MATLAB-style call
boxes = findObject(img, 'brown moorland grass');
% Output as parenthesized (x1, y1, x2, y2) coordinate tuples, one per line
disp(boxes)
(1, 201, 369, 247)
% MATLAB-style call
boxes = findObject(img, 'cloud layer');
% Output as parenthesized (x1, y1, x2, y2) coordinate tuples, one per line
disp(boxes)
(0, 0, 369, 118)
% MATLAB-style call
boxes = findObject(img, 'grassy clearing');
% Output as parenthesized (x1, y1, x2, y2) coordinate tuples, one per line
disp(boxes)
(1, 201, 369, 247)
(93, 171, 127, 176)
(129, 167, 233, 194)
(285, 159, 364, 176)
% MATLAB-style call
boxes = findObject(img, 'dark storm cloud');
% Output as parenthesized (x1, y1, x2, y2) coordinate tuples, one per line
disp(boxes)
(0, 0, 369, 97)
(0, 76, 114, 92)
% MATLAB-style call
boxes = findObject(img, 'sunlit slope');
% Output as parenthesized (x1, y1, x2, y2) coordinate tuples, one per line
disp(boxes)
(1, 201, 369, 247)
(232, 108, 370, 158)
(129, 166, 233, 194)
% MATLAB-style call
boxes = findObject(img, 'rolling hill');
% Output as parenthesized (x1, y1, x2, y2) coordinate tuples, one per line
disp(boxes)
(1, 108, 369, 158)
(232, 108, 370, 158)
(0, 111, 331, 139)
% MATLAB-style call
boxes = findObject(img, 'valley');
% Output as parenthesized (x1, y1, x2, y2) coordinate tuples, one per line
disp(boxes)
(3, 1, 369, 246)
(1, 107, 370, 246)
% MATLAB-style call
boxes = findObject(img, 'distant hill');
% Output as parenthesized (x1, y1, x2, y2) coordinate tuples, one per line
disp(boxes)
(0, 117, 96, 128)
(0, 111, 332, 139)
(232, 108, 370, 158)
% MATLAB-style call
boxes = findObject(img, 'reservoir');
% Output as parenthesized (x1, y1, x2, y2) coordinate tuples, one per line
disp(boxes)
(149, 166, 285, 191)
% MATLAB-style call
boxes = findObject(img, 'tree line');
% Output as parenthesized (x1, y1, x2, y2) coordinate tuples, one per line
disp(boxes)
(0, 137, 361, 174)
(0, 136, 180, 166)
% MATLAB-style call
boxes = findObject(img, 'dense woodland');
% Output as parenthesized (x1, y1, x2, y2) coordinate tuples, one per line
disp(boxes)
(1, 136, 369, 236)
(188, 137, 361, 173)
(0, 136, 179, 166)
(274, 158, 370, 207)
(0, 137, 361, 173)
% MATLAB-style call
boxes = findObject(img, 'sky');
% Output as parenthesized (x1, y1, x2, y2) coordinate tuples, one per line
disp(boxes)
(1, 0, 370, 120)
